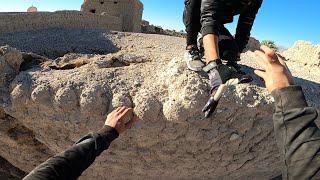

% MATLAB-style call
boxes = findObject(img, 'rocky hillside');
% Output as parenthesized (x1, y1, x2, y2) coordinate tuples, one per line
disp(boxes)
(0, 28, 319, 180)
(282, 40, 320, 68)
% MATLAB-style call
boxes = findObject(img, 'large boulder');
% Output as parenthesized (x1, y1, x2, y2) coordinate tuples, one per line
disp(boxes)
(0, 29, 319, 180)
(243, 37, 261, 52)
(0, 47, 280, 180)
(0, 47, 53, 177)
(0, 46, 23, 107)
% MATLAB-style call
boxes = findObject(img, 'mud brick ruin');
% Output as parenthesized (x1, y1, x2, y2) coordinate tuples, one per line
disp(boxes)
(0, 0, 143, 34)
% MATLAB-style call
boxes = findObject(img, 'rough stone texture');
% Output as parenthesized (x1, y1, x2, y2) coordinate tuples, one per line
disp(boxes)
(0, 109, 53, 174)
(0, 46, 23, 107)
(282, 40, 320, 67)
(0, 156, 26, 180)
(0, 29, 319, 180)
(81, 0, 144, 32)
(0, 47, 54, 177)
(0, 11, 122, 34)
(141, 20, 162, 34)
(243, 37, 261, 52)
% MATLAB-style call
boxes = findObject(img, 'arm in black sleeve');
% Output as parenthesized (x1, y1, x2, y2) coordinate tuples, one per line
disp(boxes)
(272, 86, 320, 179)
(23, 126, 119, 180)
(235, 0, 263, 52)
(200, 0, 223, 37)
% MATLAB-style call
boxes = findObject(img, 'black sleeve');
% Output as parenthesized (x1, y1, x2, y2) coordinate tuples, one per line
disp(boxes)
(23, 126, 119, 180)
(272, 86, 320, 179)
(235, 0, 263, 52)
(200, 0, 223, 37)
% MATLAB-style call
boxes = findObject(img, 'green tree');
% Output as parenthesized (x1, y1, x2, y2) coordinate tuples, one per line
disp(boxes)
(261, 40, 279, 51)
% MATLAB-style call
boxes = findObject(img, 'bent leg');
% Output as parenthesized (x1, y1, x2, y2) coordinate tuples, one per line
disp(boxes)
(218, 26, 239, 62)
(183, 0, 202, 47)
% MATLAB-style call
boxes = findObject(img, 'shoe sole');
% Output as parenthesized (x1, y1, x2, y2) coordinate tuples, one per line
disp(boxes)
(184, 53, 204, 72)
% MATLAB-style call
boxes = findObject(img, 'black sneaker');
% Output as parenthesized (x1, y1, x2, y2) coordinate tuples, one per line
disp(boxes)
(184, 45, 205, 71)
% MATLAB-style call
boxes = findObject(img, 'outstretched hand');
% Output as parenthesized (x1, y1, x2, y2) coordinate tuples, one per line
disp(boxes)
(202, 60, 253, 118)
(254, 45, 295, 93)
(105, 107, 139, 134)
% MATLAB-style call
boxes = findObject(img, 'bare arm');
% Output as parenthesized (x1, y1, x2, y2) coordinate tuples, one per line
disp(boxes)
(200, 0, 223, 63)
(203, 34, 220, 63)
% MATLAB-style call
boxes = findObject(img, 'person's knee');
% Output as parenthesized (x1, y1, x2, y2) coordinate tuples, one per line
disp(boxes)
(219, 39, 239, 61)
(221, 50, 238, 61)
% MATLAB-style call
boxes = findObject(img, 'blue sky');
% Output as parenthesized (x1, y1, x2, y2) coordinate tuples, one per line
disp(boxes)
(0, 0, 319, 47)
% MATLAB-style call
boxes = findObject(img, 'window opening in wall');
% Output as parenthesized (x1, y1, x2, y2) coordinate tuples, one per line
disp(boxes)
(113, 1, 118, 4)
(90, 9, 96, 13)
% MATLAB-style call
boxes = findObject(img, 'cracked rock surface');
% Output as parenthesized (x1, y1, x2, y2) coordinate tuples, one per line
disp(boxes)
(0, 28, 319, 180)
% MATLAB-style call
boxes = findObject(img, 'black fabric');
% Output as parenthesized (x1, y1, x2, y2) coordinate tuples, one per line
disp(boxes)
(208, 62, 252, 93)
(200, 0, 263, 52)
(23, 126, 119, 180)
(212, 63, 245, 84)
(218, 26, 239, 62)
(197, 26, 240, 63)
(215, 64, 234, 84)
(235, 0, 263, 52)
(272, 86, 320, 179)
(204, 62, 252, 118)
(271, 86, 308, 112)
(183, 0, 202, 46)
(184, 0, 241, 62)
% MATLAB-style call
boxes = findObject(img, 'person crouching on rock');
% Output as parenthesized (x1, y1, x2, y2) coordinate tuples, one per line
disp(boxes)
(200, 0, 263, 118)
(183, 0, 263, 73)
(183, 0, 204, 72)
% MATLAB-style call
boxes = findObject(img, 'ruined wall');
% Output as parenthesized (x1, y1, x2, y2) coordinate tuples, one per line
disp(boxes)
(0, 11, 122, 34)
(81, 0, 143, 32)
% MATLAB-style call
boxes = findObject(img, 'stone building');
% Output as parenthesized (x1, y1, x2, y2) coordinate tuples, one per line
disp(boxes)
(81, 0, 143, 32)
(141, 20, 164, 34)
(27, 6, 38, 13)
(0, 11, 123, 34)
(0, 0, 143, 35)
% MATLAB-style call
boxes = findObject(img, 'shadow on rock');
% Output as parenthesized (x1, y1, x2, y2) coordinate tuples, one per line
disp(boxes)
(240, 64, 320, 107)
(0, 27, 120, 59)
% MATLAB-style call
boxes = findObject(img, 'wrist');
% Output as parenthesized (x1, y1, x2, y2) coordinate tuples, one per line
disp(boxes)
(97, 125, 119, 141)
(271, 86, 308, 112)
(203, 59, 222, 73)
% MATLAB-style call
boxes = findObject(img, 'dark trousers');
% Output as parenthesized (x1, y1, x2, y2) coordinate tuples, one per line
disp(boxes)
(183, 0, 201, 46)
(218, 26, 240, 62)
(183, 0, 239, 62)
